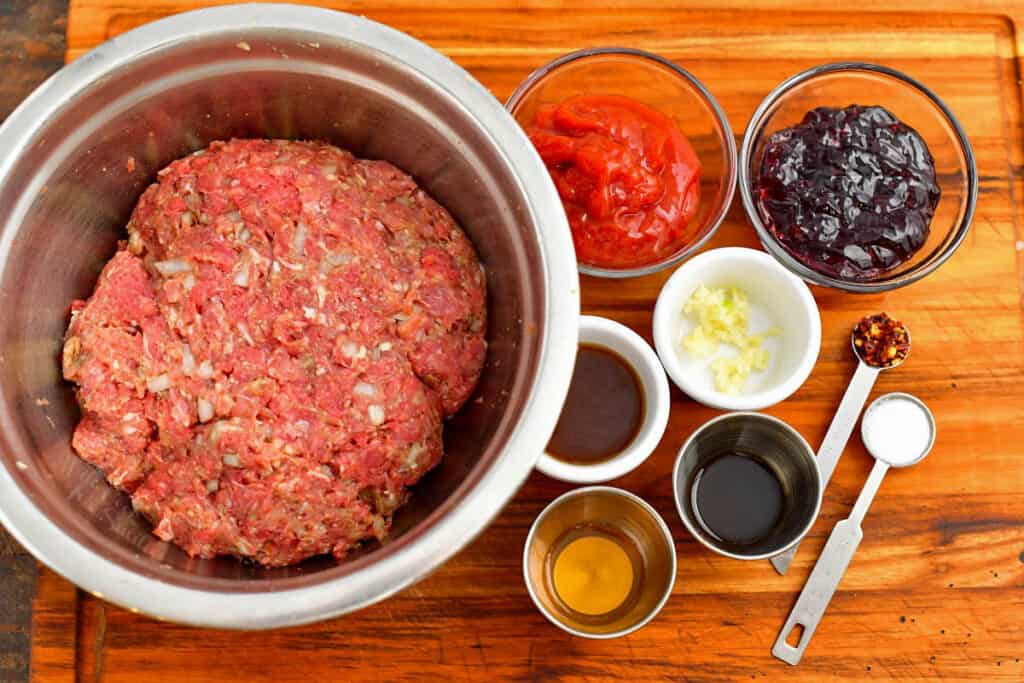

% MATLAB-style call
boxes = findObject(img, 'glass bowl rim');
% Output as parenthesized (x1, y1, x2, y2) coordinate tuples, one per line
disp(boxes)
(505, 46, 739, 279)
(737, 61, 979, 293)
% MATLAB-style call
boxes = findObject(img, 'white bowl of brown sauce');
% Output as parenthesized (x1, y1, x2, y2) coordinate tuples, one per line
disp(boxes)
(538, 316, 671, 484)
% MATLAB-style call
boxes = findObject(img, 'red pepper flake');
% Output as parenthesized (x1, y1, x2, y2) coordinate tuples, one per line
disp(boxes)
(853, 313, 910, 368)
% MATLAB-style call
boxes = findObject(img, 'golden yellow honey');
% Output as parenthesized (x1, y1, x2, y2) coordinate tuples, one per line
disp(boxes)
(551, 535, 634, 615)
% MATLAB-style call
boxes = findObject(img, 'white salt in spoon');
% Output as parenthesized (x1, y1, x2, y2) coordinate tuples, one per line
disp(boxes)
(772, 392, 936, 665)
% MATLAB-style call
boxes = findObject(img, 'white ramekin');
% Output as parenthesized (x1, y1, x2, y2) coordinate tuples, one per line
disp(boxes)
(653, 247, 820, 411)
(536, 316, 671, 483)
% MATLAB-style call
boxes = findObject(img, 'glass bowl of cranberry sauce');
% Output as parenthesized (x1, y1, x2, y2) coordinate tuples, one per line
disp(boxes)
(738, 62, 977, 293)
(507, 47, 737, 279)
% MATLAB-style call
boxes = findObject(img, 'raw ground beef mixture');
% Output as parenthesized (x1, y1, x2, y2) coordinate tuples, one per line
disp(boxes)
(62, 139, 487, 567)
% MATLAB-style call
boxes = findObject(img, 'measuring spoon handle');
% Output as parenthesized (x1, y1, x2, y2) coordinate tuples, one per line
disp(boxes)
(772, 519, 863, 665)
(772, 460, 890, 665)
(770, 361, 880, 575)
(816, 362, 881, 483)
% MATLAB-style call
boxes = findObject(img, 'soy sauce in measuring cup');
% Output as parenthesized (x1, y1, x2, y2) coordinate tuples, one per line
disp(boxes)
(690, 452, 785, 544)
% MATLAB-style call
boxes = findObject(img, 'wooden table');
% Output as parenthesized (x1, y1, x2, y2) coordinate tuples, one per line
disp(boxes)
(4, 1, 1024, 681)
(0, 5, 69, 681)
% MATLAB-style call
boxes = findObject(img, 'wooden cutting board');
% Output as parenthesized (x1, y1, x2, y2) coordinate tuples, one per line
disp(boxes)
(31, 1, 1024, 681)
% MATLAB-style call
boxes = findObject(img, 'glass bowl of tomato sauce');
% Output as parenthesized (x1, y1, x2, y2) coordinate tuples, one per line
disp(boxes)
(738, 62, 977, 293)
(507, 47, 737, 278)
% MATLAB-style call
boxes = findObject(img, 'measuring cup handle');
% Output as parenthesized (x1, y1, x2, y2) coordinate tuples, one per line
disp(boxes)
(772, 518, 864, 665)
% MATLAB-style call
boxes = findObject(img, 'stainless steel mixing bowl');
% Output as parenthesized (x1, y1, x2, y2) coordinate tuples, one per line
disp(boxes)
(0, 4, 579, 629)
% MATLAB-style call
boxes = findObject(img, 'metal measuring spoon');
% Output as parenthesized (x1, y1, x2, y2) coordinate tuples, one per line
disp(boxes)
(770, 313, 910, 575)
(772, 392, 936, 665)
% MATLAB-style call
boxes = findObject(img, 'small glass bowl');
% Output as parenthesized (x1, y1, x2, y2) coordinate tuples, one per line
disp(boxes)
(506, 47, 737, 278)
(738, 62, 978, 293)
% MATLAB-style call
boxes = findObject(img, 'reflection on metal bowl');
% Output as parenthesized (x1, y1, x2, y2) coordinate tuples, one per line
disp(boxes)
(0, 4, 579, 629)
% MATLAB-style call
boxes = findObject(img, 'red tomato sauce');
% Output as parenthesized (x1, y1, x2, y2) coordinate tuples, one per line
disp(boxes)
(527, 94, 702, 270)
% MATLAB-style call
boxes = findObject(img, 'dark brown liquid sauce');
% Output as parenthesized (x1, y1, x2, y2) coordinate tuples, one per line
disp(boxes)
(546, 344, 645, 465)
(690, 452, 784, 545)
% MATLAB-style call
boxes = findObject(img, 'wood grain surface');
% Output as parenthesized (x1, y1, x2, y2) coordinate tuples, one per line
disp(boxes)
(0, 4, 68, 682)
(21, 1, 1024, 681)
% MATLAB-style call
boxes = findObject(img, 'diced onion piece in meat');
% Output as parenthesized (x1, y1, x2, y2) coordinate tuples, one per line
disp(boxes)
(233, 256, 250, 288)
(368, 404, 385, 425)
(208, 419, 241, 444)
(222, 453, 241, 467)
(342, 341, 358, 358)
(183, 273, 196, 290)
(406, 443, 425, 468)
(210, 420, 227, 443)
(326, 251, 353, 266)
(197, 398, 214, 423)
(353, 382, 377, 397)
(181, 343, 195, 375)
(237, 323, 255, 346)
(146, 374, 172, 393)
(197, 360, 214, 380)
(379, 342, 392, 352)
(153, 259, 192, 277)
(128, 231, 143, 254)
(293, 222, 307, 255)
(206, 479, 219, 493)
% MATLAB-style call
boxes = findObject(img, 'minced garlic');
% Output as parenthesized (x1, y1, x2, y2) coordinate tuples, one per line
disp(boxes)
(681, 284, 779, 394)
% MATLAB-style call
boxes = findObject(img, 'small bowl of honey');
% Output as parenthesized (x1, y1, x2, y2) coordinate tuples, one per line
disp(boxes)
(523, 486, 676, 638)
(537, 315, 671, 484)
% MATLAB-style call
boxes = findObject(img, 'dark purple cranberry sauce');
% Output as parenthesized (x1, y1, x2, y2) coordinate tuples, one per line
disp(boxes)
(754, 105, 940, 281)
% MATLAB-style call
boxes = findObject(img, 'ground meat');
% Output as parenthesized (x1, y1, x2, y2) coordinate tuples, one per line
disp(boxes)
(62, 139, 487, 566)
